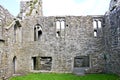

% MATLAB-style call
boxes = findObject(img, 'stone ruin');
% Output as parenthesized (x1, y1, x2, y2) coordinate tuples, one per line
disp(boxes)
(0, 0, 120, 79)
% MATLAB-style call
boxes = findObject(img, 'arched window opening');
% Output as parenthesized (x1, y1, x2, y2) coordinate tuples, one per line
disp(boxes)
(55, 19, 65, 38)
(14, 25, 17, 42)
(34, 24, 42, 41)
(56, 21, 60, 30)
(56, 21, 61, 37)
(14, 20, 22, 43)
(14, 24, 21, 42)
(93, 20, 98, 38)
(93, 20, 97, 29)
(61, 20, 65, 30)
(98, 20, 102, 28)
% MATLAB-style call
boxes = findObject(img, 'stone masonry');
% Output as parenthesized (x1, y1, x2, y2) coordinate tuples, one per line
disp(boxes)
(103, 0, 120, 74)
(0, 0, 120, 78)
(0, 5, 14, 78)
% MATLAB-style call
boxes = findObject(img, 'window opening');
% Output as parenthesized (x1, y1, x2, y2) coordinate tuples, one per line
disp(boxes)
(40, 57, 52, 71)
(56, 31, 60, 37)
(56, 21, 60, 30)
(61, 21, 65, 30)
(56, 19, 65, 38)
(93, 20, 98, 37)
(14, 25, 17, 42)
(34, 24, 42, 41)
(14, 20, 22, 43)
(93, 19, 102, 38)
(14, 25, 21, 42)
(94, 30, 97, 37)
(38, 30, 42, 40)
(93, 20, 97, 29)
(98, 20, 102, 28)
(74, 56, 89, 68)
(32, 57, 52, 71)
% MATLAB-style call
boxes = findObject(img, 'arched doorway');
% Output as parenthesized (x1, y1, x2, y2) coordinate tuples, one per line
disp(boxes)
(13, 56, 17, 74)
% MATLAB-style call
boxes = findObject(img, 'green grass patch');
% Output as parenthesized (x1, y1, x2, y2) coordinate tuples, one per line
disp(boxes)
(9, 73, 120, 80)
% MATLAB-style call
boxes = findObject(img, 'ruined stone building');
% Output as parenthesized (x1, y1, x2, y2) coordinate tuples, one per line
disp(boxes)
(0, 0, 120, 78)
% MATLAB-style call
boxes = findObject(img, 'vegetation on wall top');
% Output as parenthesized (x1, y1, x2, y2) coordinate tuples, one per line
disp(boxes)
(26, 0, 38, 16)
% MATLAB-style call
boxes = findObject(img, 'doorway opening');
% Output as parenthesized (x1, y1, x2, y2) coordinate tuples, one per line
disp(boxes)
(13, 56, 17, 74)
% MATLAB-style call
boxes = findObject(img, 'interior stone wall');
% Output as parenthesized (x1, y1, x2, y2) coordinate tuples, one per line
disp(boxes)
(4, 16, 105, 74)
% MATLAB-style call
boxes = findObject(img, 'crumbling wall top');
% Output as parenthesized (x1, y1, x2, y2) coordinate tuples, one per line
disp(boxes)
(109, 0, 120, 11)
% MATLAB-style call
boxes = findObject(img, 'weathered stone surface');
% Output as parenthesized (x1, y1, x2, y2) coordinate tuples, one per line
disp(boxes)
(0, 5, 14, 39)
(104, 0, 120, 74)
(5, 16, 105, 75)
(0, 5, 14, 78)
(109, 0, 120, 11)
(0, 0, 120, 78)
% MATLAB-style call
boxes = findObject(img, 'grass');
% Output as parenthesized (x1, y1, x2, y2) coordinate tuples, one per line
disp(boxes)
(9, 73, 120, 80)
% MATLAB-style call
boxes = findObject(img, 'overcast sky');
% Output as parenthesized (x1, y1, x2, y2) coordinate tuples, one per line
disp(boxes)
(0, 0, 111, 16)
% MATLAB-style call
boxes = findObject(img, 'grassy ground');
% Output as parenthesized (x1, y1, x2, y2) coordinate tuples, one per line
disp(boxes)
(9, 73, 120, 80)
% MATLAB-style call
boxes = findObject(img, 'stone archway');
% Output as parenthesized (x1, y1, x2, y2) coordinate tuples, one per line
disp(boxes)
(13, 56, 17, 74)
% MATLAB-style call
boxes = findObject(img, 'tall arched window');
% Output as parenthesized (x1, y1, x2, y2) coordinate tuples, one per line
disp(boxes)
(98, 20, 102, 28)
(61, 20, 65, 30)
(56, 21, 60, 30)
(34, 24, 42, 41)
(14, 20, 22, 42)
(93, 20, 98, 37)
(93, 18, 103, 38)
(93, 20, 97, 29)
(56, 21, 61, 37)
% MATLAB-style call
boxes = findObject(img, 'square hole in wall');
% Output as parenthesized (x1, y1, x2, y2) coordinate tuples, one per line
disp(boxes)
(74, 56, 89, 68)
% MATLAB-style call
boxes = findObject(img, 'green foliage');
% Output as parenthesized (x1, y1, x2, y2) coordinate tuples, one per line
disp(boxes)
(9, 73, 120, 80)
(26, 0, 38, 16)
(34, 0, 38, 4)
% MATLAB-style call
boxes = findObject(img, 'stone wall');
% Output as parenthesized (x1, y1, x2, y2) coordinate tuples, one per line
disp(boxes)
(1, 0, 120, 78)
(104, 2, 120, 74)
(5, 16, 105, 75)
(0, 5, 14, 39)
(0, 5, 14, 79)
(109, 0, 120, 11)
